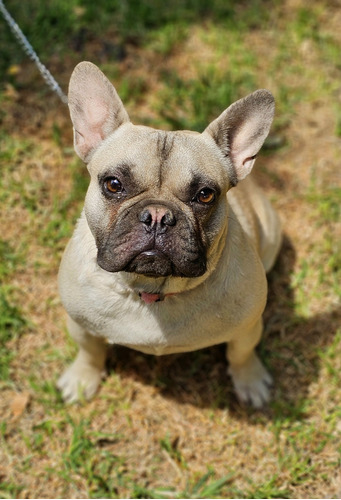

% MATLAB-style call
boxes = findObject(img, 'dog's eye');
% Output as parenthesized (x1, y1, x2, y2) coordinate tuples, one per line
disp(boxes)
(195, 188, 216, 205)
(104, 177, 123, 194)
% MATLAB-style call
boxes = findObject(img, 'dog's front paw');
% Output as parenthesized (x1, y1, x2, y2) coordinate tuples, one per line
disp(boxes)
(228, 353, 273, 409)
(57, 360, 104, 403)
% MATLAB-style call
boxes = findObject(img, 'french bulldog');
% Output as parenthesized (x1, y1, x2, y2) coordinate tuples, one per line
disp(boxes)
(57, 61, 282, 408)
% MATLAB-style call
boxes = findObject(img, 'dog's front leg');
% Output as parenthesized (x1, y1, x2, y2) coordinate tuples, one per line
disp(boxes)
(226, 318, 272, 408)
(57, 315, 107, 403)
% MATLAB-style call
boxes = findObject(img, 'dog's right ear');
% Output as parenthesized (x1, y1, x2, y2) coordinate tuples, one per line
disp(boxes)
(68, 62, 130, 162)
(204, 90, 275, 185)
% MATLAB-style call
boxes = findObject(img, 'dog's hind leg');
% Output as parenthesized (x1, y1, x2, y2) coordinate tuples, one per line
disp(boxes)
(226, 318, 272, 408)
(57, 315, 107, 403)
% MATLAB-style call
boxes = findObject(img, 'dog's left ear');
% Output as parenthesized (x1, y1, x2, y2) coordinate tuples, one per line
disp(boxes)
(68, 61, 130, 162)
(204, 90, 275, 184)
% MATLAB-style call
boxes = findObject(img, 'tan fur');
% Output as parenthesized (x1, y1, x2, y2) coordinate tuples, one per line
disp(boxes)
(57, 62, 282, 408)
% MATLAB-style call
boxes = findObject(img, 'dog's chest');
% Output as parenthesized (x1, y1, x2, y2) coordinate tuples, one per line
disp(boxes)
(76, 289, 236, 355)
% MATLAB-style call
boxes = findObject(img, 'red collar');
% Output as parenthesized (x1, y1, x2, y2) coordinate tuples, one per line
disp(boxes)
(139, 292, 175, 304)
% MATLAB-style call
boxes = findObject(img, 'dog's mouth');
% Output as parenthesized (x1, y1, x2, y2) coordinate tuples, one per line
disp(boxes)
(98, 247, 206, 279)
(125, 249, 174, 277)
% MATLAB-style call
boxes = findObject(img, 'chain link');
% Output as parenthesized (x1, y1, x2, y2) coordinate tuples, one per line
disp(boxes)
(0, 0, 68, 104)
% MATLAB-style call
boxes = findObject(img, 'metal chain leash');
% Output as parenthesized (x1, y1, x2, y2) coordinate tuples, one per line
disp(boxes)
(0, 0, 68, 104)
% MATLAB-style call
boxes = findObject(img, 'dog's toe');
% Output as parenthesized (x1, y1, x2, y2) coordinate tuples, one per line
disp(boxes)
(57, 362, 103, 403)
(228, 353, 273, 409)
(237, 376, 272, 409)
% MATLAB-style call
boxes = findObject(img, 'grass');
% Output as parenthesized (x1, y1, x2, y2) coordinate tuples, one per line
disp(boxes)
(0, 0, 341, 498)
(0, 240, 28, 381)
(156, 64, 256, 131)
(0, 286, 27, 381)
(0, 0, 270, 78)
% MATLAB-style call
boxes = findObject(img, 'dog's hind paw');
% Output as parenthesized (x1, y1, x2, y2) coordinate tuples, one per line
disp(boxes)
(228, 353, 273, 409)
(57, 361, 104, 404)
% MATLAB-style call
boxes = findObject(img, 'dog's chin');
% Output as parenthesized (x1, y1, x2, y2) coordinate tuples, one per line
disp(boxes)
(97, 249, 206, 279)
(125, 250, 174, 277)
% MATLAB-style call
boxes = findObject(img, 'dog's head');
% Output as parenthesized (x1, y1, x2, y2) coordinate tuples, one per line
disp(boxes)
(68, 62, 274, 285)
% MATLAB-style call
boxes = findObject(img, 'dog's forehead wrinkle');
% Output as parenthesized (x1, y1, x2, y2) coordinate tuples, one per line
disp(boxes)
(156, 131, 175, 161)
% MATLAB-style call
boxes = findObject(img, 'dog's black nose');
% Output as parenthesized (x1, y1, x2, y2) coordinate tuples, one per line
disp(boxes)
(139, 205, 176, 233)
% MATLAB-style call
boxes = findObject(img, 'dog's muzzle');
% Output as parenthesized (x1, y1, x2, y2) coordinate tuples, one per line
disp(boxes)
(96, 202, 207, 278)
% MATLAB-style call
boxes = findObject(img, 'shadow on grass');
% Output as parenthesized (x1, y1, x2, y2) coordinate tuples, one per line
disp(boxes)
(108, 235, 340, 423)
